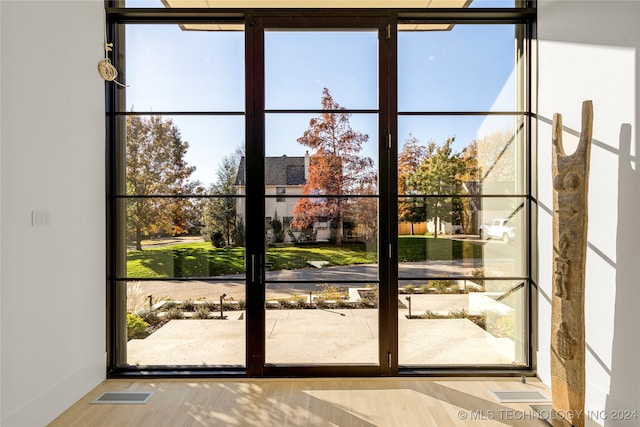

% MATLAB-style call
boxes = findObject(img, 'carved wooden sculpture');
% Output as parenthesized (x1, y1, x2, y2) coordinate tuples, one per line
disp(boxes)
(551, 100, 592, 427)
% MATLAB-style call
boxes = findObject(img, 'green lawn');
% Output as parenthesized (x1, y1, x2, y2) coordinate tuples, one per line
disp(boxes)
(266, 245, 377, 271)
(397, 235, 483, 262)
(126, 236, 482, 278)
(127, 242, 246, 278)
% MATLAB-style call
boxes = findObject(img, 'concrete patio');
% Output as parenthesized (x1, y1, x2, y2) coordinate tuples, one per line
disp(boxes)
(127, 305, 518, 367)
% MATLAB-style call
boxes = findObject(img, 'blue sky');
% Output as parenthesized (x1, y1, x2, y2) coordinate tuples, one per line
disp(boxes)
(124, 9, 517, 186)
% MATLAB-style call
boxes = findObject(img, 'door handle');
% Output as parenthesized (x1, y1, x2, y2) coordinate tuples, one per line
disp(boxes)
(251, 254, 256, 283)
(251, 254, 263, 283)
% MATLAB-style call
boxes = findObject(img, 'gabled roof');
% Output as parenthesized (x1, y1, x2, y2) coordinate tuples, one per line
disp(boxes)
(235, 155, 306, 186)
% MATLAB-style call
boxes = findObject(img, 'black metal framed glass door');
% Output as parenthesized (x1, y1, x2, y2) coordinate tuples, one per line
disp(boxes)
(244, 15, 394, 376)
(107, 5, 534, 378)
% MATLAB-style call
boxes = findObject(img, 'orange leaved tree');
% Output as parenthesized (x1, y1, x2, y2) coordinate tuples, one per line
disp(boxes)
(291, 88, 376, 245)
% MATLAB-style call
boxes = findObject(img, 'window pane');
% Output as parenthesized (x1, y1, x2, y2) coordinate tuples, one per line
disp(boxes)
(398, 196, 526, 278)
(266, 113, 378, 195)
(398, 24, 518, 112)
(265, 282, 378, 365)
(265, 31, 378, 110)
(126, 280, 245, 366)
(125, 115, 245, 194)
(264, 194, 379, 365)
(124, 24, 244, 112)
(264, 197, 378, 277)
(125, 197, 246, 278)
(398, 115, 526, 195)
(398, 279, 527, 366)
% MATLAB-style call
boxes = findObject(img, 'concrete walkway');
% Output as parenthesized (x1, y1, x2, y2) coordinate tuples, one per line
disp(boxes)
(130, 259, 506, 306)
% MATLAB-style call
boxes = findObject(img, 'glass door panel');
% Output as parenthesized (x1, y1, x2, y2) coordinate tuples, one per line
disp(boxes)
(396, 24, 528, 367)
(263, 29, 380, 366)
(122, 24, 246, 367)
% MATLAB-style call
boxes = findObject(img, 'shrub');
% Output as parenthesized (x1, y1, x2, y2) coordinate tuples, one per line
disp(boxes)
(138, 309, 160, 325)
(179, 299, 196, 311)
(430, 279, 454, 291)
(470, 268, 485, 288)
(211, 231, 225, 248)
(280, 295, 306, 308)
(193, 307, 211, 319)
(162, 301, 178, 310)
(234, 216, 245, 246)
(316, 284, 348, 301)
(165, 307, 184, 320)
(287, 229, 299, 244)
(270, 211, 285, 243)
(419, 309, 468, 320)
(418, 284, 431, 294)
(423, 310, 444, 319)
(359, 285, 378, 307)
(400, 284, 415, 294)
(127, 313, 149, 340)
(448, 308, 468, 318)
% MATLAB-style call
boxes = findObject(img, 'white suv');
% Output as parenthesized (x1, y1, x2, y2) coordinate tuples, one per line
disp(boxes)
(480, 218, 515, 243)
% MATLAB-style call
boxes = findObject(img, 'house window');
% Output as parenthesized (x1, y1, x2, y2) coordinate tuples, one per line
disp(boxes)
(276, 187, 286, 202)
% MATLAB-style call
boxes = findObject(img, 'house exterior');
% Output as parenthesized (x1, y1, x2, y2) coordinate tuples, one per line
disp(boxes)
(235, 153, 309, 242)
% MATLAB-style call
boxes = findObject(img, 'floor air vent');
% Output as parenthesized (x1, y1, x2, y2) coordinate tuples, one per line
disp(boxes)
(92, 392, 154, 404)
(490, 390, 550, 403)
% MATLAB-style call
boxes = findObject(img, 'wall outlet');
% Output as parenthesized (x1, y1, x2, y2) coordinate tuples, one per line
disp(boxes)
(31, 210, 51, 226)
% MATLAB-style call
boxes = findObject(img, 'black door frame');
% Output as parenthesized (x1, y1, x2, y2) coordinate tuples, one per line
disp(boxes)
(245, 13, 396, 377)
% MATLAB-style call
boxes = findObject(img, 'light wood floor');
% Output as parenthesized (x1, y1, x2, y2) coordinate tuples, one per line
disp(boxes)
(49, 377, 554, 427)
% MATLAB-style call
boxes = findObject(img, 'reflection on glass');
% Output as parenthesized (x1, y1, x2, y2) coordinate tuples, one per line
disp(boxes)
(125, 197, 246, 277)
(398, 279, 527, 366)
(125, 115, 245, 191)
(126, 280, 246, 367)
(265, 32, 377, 110)
(265, 283, 378, 365)
(398, 115, 525, 195)
(397, 198, 526, 278)
(398, 24, 517, 112)
(124, 24, 244, 112)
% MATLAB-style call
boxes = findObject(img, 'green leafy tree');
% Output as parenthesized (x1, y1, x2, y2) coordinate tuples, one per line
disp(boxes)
(291, 88, 376, 245)
(202, 147, 243, 247)
(270, 210, 285, 243)
(126, 115, 198, 250)
(399, 135, 481, 236)
(458, 141, 480, 234)
(413, 137, 465, 239)
(398, 134, 428, 235)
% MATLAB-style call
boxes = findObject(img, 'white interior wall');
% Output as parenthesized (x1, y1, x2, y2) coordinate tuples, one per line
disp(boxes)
(537, 1, 640, 423)
(0, 1, 106, 426)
